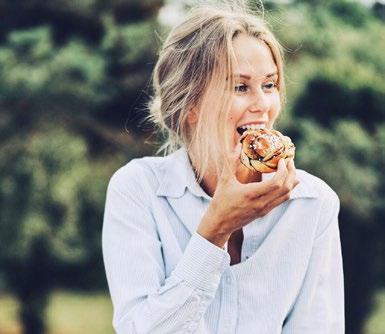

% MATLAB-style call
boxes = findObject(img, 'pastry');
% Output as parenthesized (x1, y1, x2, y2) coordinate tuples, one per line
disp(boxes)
(240, 129, 295, 173)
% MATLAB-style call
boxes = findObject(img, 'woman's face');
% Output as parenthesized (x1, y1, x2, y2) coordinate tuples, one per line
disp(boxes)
(230, 34, 281, 147)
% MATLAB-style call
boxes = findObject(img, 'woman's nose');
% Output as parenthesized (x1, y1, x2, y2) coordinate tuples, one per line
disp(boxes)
(248, 90, 269, 113)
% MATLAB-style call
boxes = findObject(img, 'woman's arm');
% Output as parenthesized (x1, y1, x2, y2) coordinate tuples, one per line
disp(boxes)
(102, 166, 230, 334)
(282, 192, 345, 333)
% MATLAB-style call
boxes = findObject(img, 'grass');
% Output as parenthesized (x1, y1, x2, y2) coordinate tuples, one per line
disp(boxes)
(0, 290, 114, 334)
(0, 294, 21, 334)
(1, 289, 385, 333)
(364, 290, 385, 334)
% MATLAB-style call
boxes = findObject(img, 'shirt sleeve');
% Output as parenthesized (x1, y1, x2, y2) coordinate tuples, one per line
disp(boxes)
(102, 166, 230, 334)
(282, 192, 345, 334)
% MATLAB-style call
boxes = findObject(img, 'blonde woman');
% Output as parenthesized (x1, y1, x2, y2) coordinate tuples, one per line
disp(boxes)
(102, 3, 344, 333)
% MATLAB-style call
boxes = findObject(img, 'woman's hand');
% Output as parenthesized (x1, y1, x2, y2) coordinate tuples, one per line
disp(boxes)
(197, 143, 299, 248)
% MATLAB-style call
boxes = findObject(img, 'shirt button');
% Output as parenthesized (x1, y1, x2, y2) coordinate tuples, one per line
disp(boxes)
(226, 275, 231, 284)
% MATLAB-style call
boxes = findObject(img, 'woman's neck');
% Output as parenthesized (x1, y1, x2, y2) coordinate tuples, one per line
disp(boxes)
(200, 173, 218, 197)
(188, 150, 262, 198)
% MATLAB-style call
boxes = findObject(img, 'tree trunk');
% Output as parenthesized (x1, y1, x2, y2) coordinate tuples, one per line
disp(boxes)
(20, 292, 48, 334)
(340, 210, 377, 334)
(10, 238, 52, 334)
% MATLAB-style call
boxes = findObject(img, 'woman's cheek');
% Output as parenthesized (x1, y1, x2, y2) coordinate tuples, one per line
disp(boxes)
(268, 96, 281, 126)
(229, 97, 248, 120)
(268, 109, 279, 125)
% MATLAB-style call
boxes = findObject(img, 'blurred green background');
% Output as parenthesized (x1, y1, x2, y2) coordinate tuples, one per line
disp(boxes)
(0, 0, 384, 333)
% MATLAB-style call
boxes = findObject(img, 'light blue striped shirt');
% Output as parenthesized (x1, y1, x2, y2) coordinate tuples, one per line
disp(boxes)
(102, 147, 344, 333)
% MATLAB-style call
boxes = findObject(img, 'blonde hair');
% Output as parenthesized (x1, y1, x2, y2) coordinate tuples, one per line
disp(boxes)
(148, 1, 286, 182)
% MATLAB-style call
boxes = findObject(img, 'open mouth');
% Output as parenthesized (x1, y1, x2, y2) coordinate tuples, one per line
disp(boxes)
(236, 124, 266, 136)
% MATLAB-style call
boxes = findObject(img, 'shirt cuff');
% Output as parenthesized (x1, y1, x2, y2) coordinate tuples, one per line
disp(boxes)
(173, 232, 230, 292)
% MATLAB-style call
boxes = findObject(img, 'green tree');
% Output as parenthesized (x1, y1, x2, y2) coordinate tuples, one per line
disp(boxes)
(0, 130, 112, 333)
(0, 0, 163, 332)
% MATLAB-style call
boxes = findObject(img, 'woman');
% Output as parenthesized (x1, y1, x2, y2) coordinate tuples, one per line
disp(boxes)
(102, 3, 344, 333)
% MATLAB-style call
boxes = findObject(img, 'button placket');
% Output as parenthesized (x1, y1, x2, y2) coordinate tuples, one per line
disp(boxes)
(216, 270, 238, 333)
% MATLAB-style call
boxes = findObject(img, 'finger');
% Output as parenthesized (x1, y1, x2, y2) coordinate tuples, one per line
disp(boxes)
(268, 158, 288, 191)
(261, 191, 291, 214)
(258, 178, 298, 209)
(260, 161, 296, 201)
(287, 158, 301, 187)
(242, 159, 288, 197)
(259, 176, 292, 204)
(273, 158, 288, 182)
(287, 158, 295, 173)
(281, 159, 297, 194)
(243, 176, 275, 197)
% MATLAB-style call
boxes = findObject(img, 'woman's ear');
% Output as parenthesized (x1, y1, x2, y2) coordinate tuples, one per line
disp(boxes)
(186, 108, 198, 124)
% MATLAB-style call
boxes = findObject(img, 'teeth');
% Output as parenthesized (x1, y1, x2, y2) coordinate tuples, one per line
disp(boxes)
(241, 124, 266, 130)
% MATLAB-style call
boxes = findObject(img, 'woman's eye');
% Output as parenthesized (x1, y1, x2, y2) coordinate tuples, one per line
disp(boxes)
(235, 84, 248, 93)
(263, 81, 277, 90)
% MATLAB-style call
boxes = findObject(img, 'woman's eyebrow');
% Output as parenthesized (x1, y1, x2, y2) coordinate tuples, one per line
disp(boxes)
(266, 72, 278, 78)
(234, 72, 278, 79)
(234, 74, 251, 80)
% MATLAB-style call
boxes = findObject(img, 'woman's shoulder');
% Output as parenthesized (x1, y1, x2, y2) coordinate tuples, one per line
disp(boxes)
(295, 169, 339, 204)
(290, 170, 341, 241)
(295, 169, 340, 231)
(111, 155, 165, 181)
(106, 150, 183, 198)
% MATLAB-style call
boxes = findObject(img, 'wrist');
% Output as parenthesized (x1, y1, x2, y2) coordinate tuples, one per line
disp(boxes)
(197, 214, 231, 248)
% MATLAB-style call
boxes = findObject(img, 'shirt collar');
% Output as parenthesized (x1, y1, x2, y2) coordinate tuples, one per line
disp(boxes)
(262, 171, 318, 199)
(156, 147, 210, 200)
(156, 146, 318, 200)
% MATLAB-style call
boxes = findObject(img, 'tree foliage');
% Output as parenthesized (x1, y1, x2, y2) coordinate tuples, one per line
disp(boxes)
(0, 0, 163, 332)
